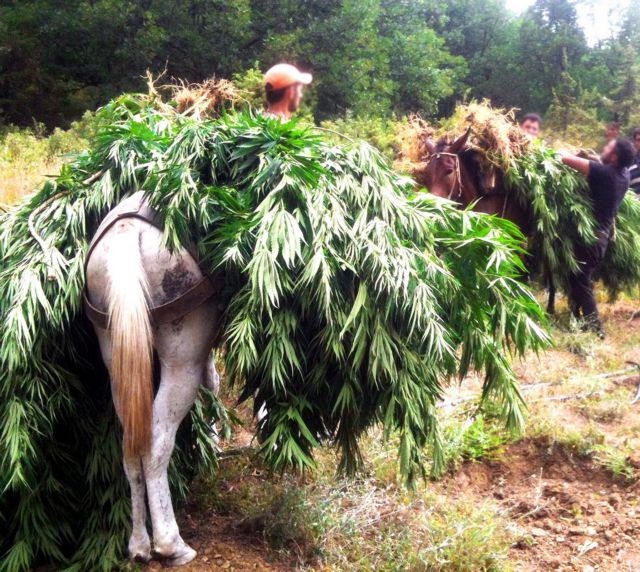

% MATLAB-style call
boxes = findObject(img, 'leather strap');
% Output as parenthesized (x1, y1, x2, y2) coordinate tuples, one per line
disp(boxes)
(84, 276, 217, 330)
(84, 293, 111, 330)
(84, 193, 219, 330)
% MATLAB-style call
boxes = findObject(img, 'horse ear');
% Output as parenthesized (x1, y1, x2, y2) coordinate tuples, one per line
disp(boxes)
(424, 137, 436, 155)
(449, 127, 471, 154)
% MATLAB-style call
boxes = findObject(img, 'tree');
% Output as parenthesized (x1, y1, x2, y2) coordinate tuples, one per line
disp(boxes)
(0, 0, 253, 126)
(0, 0, 464, 126)
(513, 0, 588, 112)
(544, 67, 604, 148)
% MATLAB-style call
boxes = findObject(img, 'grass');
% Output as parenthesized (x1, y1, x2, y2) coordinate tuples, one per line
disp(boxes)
(438, 412, 513, 473)
(194, 452, 517, 571)
(520, 297, 640, 484)
(190, 409, 520, 570)
(528, 409, 637, 483)
(0, 113, 94, 204)
(576, 390, 631, 423)
(590, 443, 636, 482)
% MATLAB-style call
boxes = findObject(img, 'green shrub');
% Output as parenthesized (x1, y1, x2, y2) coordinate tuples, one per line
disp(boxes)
(232, 63, 266, 110)
(439, 414, 512, 474)
(0, 114, 96, 204)
(320, 114, 407, 160)
(589, 443, 636, 483)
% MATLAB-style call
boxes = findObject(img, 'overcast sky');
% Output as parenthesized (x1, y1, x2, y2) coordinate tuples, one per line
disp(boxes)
(504, 0, 630, 45)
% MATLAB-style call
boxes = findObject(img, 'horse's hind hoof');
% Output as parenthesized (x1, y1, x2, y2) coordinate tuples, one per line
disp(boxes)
(131, 552, 152, 564)
(129, 537, 152, 563)
(153, 544, 197, 567)
(164, 546, 197, 567)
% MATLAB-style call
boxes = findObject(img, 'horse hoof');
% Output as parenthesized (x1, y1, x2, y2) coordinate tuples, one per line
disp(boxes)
(152, 545, 197, 567)
(164, 546, 197, 567)
(129, 537, 152, 563)
(131, 552, 152, 564)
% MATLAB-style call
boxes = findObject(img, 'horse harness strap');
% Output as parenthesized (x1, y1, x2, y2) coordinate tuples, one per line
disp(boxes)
(84, 194, 218, 330)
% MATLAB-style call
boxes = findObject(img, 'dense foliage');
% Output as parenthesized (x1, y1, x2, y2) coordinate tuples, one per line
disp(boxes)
(0, 92, 550, 570)
(2, 0, 640, 137)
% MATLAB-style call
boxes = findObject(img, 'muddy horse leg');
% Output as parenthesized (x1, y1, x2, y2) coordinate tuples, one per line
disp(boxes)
(145, 301, 219, 566)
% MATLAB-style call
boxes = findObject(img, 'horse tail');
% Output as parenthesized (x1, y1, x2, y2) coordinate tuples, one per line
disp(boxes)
(106, 223, 154, 457)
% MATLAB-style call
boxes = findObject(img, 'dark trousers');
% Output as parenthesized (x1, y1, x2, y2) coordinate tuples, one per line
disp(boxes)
(568, 236, 608, 322)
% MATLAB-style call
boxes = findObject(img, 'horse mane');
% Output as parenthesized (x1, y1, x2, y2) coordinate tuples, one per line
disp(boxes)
(459, 148, 481, 176)
(434, 139, 482, 166)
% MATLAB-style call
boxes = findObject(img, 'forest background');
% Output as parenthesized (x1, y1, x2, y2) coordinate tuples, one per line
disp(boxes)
(2, 0, 640, 173)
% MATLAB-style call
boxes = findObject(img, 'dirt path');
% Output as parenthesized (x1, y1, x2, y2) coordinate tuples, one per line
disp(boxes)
(146, 436, 640, 571)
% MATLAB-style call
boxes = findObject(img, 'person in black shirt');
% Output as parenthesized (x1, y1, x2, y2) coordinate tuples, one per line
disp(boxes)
(629, 128, 640, 194)
(558, 138, 635, 336)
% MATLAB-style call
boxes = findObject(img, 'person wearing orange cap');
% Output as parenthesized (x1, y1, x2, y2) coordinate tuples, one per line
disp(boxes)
(264, 63, 312, 120)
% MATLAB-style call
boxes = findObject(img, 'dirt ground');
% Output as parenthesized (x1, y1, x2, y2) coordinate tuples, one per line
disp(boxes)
(161, 442, 640, 572)
(145, 515, 294, 571)
(146, 421, 297, 572)
(450, 298, 640, 571)
(449, 439, 640, 571)
(144, 298, 640, 571)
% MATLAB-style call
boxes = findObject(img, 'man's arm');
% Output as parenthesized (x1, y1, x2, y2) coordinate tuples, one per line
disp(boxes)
(558, 150, 591, 176)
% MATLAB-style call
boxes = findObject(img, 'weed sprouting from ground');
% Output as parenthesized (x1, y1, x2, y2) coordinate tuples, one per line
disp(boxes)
(439, 413, 512, 471)
(528, 416, 637, 483)
(411, 501, 517, 572)
(589, 444, 636, 483)
(311, 492, 515, 571)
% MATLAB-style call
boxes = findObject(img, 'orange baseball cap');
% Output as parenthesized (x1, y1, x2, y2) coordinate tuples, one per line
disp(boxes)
(264, 63, 313, 91)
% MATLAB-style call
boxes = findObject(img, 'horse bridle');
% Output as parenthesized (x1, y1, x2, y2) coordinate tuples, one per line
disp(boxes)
(426, 146, 513, 217)
(425, 151, 463, 200)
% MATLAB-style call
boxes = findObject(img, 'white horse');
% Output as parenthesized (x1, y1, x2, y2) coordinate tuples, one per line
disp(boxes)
(85, 192, 222, 565)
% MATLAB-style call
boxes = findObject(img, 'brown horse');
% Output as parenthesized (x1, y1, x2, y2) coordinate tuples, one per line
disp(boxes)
(415, 129, 557, 314)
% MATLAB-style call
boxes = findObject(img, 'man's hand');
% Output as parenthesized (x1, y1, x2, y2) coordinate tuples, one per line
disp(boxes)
(557, 150, 591, 176)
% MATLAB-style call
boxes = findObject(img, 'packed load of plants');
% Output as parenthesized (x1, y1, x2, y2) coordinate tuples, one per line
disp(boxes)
(0, 85, 550, 570)
(396, 102, 532, 174)
(398, 101, 640, 297)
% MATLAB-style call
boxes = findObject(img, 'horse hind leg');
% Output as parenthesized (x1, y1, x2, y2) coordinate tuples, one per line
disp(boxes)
(93, 328, 152, 562)
(87, 219, 155, 563)
(204, 354, 220, 393)
(145, 305, 219, 566)
(204, 354, 223, 446)
(145, 359, 206, 565)
(123, 456, 152, 562)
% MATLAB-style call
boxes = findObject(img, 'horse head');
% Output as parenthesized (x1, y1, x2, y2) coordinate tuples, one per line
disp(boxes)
(420, 128, 471, 201)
